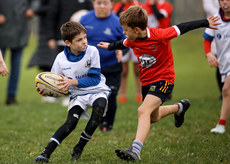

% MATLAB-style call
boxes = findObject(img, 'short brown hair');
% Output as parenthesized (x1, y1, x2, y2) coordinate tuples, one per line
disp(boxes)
(119, 6, 148, 30)
(60, 21, 86, 42)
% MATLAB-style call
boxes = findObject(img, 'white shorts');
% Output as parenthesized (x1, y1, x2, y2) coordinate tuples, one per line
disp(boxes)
(221, 72, 230, 83)
(68, 92, 109, 120)
(121, 49, 138, 63)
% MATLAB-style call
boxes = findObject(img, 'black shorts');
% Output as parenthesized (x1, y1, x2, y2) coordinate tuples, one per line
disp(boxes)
(142, 80, 174, 103)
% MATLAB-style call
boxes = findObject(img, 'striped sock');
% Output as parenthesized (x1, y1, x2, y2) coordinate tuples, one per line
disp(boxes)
(132, 140, 143, 158)
(76, 131, 92, 150)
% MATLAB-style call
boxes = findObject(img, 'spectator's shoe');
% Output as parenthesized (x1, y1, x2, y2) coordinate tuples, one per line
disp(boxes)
(136, 96, 142, 103)
(118, 97, 127, 103)
(115, 146, 140, 161)
(99, 122, 113, 132)
(71, 146, 82, 161)
(174, 99, 191, 128)
(6, 95, 17, 105)
(34, 155, 49, 163)
(210, 124, 225, 134)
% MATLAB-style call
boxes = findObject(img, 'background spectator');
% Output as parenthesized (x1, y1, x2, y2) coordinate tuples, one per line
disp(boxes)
(80, 0, 127, 132)
(113, 0, 143, 103)
(0, 0, 39, 105)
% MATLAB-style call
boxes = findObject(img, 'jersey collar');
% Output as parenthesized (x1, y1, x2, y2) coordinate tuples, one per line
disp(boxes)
(64, 46, 86, 62)
(219, 8, 230, 22)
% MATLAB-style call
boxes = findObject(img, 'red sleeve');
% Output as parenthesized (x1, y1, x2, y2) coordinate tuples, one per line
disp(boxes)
(203, 39, 211, 54)
(113, 3, 122, 14)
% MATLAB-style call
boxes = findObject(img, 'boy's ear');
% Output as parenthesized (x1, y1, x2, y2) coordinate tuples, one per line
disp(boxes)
(134, 27, 142, 33)
(65, 40, 71, 46)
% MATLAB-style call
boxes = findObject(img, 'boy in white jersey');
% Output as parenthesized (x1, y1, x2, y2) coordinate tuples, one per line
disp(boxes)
(203, 0, 230, 134)
(34, 22, 111, 163)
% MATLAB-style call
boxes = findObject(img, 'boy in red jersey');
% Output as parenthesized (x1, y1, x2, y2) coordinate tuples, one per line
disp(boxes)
(143, 0, 173, 28)
(98, 6, 220, 161)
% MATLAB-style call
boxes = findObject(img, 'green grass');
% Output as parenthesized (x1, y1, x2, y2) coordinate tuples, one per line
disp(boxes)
(0, 31, 230, 164)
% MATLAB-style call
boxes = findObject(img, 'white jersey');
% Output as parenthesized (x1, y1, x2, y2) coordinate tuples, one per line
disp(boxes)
(202, 0, 219, 55)
(203, 11, 230, 81)
(51, 45, 111, 97)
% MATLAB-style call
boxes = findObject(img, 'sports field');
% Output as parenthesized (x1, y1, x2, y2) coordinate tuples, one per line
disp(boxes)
(0, 31, 229, 164)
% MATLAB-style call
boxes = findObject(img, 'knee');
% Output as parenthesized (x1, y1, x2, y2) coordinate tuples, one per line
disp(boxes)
(137, 106, 146, 118)
(92, 98, 107, 124)
(137, 106, 159, 123)
(222, 85, 230, 97)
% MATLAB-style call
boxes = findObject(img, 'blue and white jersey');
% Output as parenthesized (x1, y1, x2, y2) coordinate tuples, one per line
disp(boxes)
(51, 45, 111, 97)
(80, 10, 126, 68)
(203, 9, 230, 78)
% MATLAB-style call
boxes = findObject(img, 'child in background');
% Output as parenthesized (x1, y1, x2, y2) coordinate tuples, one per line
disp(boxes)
(143, 0, 173, 28)
(113, 0, 143, 103)
(34, 22, 111, 163)
(203, 0, 230, 134)
(80, 0, 127, 132)
(98, 6, 220, 161)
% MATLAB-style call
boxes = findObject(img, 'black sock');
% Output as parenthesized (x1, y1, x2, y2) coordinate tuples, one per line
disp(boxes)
(41, 139, 59, 158)
(74, 131, 92, 151)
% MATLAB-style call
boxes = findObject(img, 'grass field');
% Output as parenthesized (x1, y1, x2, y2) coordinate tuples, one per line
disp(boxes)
(0, 31, 229, 164)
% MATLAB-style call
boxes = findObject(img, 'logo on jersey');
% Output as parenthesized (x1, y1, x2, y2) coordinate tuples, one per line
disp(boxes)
(139, 54, 156, 68)
(151, 44, 157, 51)
(217, 33, 222, 40)
(85, 60, 91, 68)
(62, 67, 71, 70)
(104, 28, 112, 36)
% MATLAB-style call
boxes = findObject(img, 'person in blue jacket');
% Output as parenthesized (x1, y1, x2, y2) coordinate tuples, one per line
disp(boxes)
(80, 0, 127, 132)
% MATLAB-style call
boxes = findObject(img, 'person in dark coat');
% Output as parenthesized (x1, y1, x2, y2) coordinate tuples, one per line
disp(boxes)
(28, 0, 58, 72)
(46, 0, 93, 53)
(0, 0, 39, 105)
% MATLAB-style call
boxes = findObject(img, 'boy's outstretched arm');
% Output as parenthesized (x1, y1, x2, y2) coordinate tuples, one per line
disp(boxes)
(176, 16, 220, 35)
(97, 39, 126, 51)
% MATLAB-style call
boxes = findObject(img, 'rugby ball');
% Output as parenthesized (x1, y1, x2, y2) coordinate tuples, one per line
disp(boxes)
(35, 72, 68, 97)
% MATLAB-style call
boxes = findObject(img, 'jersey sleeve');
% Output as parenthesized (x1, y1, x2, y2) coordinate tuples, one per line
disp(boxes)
(203, 28, 214, 41)
(77, 47, 101, 88)
(152, 27, 179, 43)
(203, 39, 211, 54)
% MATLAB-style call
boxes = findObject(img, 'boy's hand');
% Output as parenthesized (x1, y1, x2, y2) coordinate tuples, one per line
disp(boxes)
(207, 16, 221, 30)
(97, 42, 110, 49)
(206, 52, 219, 67)
(36, 87, 48, 97)
(58, 75, 78, 91)
(115, 50, 123, 63)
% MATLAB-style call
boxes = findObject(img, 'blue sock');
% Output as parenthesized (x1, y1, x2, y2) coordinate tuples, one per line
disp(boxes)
(132, 140, 143, 157)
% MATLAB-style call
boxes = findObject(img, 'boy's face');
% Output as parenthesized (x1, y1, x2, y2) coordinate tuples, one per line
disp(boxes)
(65, 32, 87, 55)
(122, 25, 139, 42)
(93, 0, 112, 18)
(219, 0, 230, 12)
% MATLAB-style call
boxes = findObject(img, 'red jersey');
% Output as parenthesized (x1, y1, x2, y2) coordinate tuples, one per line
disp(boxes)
(143, 0, 173, 28)
(123, 26, 179, 86)
(113, 0, 142, 15)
